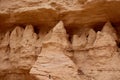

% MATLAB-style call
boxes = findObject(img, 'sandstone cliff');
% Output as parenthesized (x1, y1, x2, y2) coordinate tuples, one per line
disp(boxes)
(0, 0, 120, 80)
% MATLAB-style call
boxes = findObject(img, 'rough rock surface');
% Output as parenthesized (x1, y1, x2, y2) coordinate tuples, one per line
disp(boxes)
(30, 21, 80, 80)
(0, 0, 120, 80)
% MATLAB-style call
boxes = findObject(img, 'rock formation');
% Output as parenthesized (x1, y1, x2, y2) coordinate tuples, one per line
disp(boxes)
(72, 22, 120, 80)
(0, 0, 120, 80)
(30, 21, 80, 80)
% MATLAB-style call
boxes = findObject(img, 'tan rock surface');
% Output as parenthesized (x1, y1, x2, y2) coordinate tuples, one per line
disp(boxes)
(30, 21, 80, 80)
(73, 22, 120, 80)
(0, 0, 120, 80)
(1, 0, 120, 32)
(0, 24, 41, 79)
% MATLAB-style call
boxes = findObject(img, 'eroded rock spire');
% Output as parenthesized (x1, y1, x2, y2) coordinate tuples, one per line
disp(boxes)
(52, 21, 66, 33)
(43, 21, 71, 49)
(86, 29, 96, 48)
(30, 21, 80, 80)
(10, 26, 24, 49)
(102, 21, 118, 41)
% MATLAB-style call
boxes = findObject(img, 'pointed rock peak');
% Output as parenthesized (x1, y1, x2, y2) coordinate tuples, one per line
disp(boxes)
(14, 26, 23, 30)
(102, 21, 116, 33)
(89, 29, 96, 34)
(10, 26, 24, 48)
(88, 29, 96, 38)
(53, 21, 66, 33)
(42, 22, 70, 49)
(87, 29, 96, 47)
(14, 26, 24, 31)
(102, 21, 118, 40)
(22, 25, 37, 44)
(11, 26, 24, 36)
(24, 24, 34, 33)
(93, 31, 116, 47)
(22, 24, 36, 38)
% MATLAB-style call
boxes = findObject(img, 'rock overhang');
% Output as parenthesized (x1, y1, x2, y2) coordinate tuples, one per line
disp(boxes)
(0, 0, 120, 32)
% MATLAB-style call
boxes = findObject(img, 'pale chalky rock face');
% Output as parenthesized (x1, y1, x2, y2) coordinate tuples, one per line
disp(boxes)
(43, 21, 71, 49)
(0, 25, 41, 79)
(1, 0, 120, 80)
(72, 22, 120, 80)
(10, 25, 38, 70)
(30, 21, 80, 80)
(101, 21, 118, 41)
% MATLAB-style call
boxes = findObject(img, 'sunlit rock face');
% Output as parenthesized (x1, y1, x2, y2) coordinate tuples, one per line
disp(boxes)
(1, 0, 120, 80)
(0, 21, 120, 80)
(0, 25, 41, 80)
(72, 22, 120, 80)
(30, 21, 80, 80)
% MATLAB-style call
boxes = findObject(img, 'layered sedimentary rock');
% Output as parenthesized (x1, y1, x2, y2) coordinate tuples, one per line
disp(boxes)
(0, 25, 41, 80)
(1, 0, 120, 80)
(0, 20, 119, 80)
(30, 21, 80, 80)
(72, 22, 120, 80)
(1, 0, 120, 32)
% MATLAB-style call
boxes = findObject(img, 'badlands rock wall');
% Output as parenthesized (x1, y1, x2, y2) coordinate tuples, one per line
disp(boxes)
(0, 0, 120, 80)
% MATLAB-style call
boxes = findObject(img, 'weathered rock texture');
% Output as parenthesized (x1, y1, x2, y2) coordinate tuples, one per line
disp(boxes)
(0, 0, 120, 80)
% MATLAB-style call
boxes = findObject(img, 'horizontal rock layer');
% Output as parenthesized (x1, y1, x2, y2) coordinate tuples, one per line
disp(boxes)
(1, 0, 120, 33)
